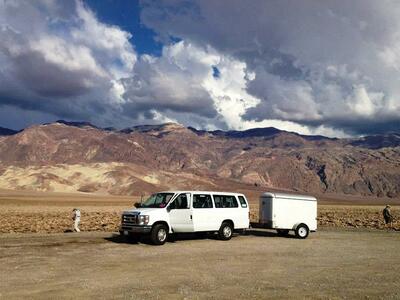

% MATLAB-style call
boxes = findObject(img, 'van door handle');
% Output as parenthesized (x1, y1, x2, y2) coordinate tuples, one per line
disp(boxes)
(190, 215, 192, 220)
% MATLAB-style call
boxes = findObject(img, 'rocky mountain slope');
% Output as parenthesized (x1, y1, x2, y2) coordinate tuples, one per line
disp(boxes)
(0, 121, 399, 197)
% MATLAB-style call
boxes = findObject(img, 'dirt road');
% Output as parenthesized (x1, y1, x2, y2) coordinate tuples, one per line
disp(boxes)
(1, 229, 400, 299)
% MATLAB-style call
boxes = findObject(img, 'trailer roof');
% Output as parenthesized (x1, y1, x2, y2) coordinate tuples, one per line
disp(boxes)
(261, 192, 317, 201)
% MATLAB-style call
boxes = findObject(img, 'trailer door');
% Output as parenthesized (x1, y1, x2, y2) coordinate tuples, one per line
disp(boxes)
(260, 196, 273, 226)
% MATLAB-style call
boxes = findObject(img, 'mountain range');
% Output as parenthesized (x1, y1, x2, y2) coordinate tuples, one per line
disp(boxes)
(0, 127, 18, 136)
(0, 121, 399, 198)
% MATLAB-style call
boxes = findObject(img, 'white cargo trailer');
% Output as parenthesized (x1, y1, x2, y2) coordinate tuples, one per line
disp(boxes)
(255, 192, 317, 238)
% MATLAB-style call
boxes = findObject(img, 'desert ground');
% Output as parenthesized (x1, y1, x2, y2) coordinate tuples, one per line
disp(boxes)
(0, 189, 398, 233)
(0, 189, 399, 299)
(1, 230, 400, 299)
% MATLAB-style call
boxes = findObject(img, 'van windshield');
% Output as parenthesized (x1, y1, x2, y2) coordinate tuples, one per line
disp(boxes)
(141, 193, 175, 208)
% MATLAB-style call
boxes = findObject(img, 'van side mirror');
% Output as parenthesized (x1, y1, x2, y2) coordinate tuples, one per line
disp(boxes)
(134, 202, 142, 208)
(166, 205, 171, 212)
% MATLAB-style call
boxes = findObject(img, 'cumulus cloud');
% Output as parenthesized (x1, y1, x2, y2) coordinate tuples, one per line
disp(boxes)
(0, 0, 136, 128)
(1, 0, 399, 136)
(121, 42, 218, 120)
(0, 0, 243, 132)
(141, 0, 400, 135)
(120, 41, 262, 130)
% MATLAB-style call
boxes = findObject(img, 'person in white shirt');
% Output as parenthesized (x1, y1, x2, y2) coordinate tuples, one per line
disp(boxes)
(72, 208, 81, 232)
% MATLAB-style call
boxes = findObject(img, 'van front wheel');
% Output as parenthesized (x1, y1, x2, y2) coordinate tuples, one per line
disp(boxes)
(295, 224, 309, 239)
(151, 224, 168, 245)
(218, 222, 233, 241)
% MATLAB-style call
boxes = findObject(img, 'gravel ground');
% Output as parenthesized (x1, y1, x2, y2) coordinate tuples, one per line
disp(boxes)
(1, 229, 400, 299)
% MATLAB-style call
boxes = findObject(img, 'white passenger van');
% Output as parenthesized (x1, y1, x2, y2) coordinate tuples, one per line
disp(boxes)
(258, 192, 317, 239)
(120, 191, 250, 245)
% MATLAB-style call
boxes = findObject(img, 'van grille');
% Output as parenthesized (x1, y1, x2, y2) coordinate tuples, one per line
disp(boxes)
(122, 214, 138, 226)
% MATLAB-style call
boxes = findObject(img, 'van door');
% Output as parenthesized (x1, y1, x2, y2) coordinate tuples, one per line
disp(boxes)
(168, 193, 194, 232)
(192, 193, 216, 231)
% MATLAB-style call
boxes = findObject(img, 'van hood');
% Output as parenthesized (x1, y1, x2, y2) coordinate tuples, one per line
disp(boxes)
(122, 208, 163, 215)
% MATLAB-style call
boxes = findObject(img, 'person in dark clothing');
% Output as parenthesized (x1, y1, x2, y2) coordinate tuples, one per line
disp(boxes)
(383, 205, 393, 228)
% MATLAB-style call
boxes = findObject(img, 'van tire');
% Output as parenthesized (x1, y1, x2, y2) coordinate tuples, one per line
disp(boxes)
(218, 222, 233, 240)
(276, 229, 289, 236)
(295, 224, 309, 239)
(151, 224, 168, 245)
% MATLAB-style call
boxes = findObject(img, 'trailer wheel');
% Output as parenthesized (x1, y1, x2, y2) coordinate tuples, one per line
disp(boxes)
(295, 224, 309, 239)
(218, 222, 233, 240)
(151, 224, 168, 245)
(276, 229, 289, 236)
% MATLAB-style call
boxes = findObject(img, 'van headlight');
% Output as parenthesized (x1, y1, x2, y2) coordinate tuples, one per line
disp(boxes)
(137, 215, 149, 225)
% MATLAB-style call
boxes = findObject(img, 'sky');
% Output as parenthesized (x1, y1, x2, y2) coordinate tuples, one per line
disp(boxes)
(0, 0, 399, 137)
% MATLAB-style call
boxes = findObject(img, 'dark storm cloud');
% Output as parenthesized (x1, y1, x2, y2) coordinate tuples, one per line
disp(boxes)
(0, 0, 136, 128)
(141, 0, 400, 135)
(0, 1, 104, 98)
(1, 0, 399, 135)
(0, 0, 222, 130)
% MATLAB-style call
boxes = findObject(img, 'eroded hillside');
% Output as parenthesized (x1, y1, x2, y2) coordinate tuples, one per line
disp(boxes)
(0, 122, 399, 197)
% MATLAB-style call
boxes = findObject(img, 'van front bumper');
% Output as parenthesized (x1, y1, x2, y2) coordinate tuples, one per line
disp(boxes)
(119, 225, 152, 234)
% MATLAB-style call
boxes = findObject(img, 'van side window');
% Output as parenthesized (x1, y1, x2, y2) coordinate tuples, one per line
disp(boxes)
(238, 196, 248, 208)
(213, 195, 223, 208)
(170, 194, 189, 209)
(213, 195, 239, 208)
(193, 194, 213, 208)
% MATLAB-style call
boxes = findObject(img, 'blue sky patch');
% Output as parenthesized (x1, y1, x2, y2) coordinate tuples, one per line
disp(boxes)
(84, 0, 162, 56)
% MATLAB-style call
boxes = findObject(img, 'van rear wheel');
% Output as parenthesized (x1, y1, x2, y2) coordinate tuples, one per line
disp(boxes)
(295, 224, 309, 239)
(151, 224, 168, 245)
(218, 222, 233, 241)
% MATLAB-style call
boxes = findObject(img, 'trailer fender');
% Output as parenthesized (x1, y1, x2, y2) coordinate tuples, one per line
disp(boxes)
(292, 222, 307, 231)
(292, 223, 300, 230)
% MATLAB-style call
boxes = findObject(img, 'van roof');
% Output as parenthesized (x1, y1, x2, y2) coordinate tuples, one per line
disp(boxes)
(261, 192, 317, 201)
(158, 191, 246, 196)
